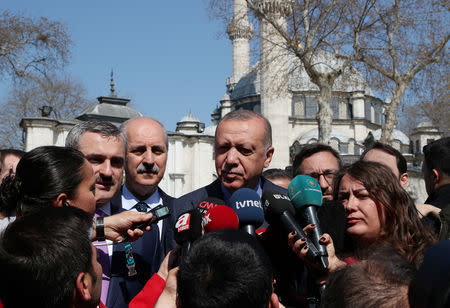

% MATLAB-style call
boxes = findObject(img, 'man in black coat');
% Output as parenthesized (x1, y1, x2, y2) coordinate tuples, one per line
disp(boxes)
(169, 110, 285, 242)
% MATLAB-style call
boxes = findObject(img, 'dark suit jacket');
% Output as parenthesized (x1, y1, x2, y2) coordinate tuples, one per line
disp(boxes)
(106, 186, 174, 308)
(165, 177, 287, 255)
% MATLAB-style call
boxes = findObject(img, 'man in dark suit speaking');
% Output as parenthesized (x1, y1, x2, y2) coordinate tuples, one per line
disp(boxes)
(169, 110, 284, 240)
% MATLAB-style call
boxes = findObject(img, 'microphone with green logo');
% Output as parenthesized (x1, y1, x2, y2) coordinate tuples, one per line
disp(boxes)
(288, 175, 328, 270)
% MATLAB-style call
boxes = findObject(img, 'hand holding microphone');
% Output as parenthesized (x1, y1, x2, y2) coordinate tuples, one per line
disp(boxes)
(288, 175, 329, 270)
(262, 189, 323, 267)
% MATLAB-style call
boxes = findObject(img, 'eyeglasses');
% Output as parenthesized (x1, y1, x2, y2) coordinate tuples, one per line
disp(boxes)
(305, 170, 337, 184)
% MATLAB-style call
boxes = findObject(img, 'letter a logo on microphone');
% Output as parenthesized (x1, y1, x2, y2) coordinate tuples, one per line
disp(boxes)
(175, 213, 191, 232)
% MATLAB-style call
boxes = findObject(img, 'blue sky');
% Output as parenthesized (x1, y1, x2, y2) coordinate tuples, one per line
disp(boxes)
(1, 1, 231, 131)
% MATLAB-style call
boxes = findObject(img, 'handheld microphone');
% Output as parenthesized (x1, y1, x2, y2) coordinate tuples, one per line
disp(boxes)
(228, 188, 264, 236)
(288, 175, 328, 269)
(262, 189, 322, 265)
(202, 205, 239, 233)
(196, 197, 227, 216)
(174, 210, 203, 256)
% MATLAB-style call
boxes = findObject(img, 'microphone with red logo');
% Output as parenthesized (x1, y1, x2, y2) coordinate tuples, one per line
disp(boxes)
(202, 205, 239, 233)
(174, 210, 203, 256)
(196, 197, 227, 216)
(228, 188, 264, 236)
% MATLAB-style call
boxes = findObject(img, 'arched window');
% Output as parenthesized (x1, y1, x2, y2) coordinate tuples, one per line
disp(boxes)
(370, 105, 375, 123)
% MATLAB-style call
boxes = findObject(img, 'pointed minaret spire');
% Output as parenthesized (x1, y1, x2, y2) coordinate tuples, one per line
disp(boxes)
(226, 0, 253, 93)
(110, 69, 117, 98)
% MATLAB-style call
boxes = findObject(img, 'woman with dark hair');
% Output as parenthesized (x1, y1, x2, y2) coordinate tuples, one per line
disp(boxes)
(289, 160, 436, 270)
(0, 146, 152, 241)
(0, 146, 96, 216)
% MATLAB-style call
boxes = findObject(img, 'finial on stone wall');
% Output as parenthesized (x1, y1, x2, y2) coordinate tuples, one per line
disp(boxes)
(110, 69, 117, 98)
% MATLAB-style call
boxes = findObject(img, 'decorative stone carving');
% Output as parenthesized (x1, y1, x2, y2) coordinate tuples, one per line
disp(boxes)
(227, 20, 253, 40)
(253, 0, 292, 17)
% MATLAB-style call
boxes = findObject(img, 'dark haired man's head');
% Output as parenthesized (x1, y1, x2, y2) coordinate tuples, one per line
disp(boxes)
(263, 168, 292, 189)
(177, 229, 279, 308)
(322, 245, 415, 308)
(0, 149, 24, 180)
(422, 137, 450, 195)
(215, 110, 274, 194)
(292, 143, 341, 200)
(0, 206, 102, 308)
(66, 121, 126, 207)
(361, 141, 408, 187)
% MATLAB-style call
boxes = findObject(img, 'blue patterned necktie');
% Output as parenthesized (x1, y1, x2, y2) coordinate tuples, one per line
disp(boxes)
(135, 201, 149, 212)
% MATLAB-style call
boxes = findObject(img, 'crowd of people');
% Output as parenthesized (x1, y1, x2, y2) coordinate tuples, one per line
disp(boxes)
(0, 110, 449, 308)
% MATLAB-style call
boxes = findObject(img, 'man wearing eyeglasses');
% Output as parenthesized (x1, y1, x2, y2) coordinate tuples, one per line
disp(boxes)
(291, 143, 347, 252)
(292, 143, 342, 200)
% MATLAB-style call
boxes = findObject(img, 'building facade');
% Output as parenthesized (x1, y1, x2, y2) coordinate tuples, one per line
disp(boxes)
(20, 2, 442, 201)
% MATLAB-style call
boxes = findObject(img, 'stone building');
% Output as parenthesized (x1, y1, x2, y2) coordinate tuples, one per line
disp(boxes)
(19, 1, 442, 201)
(20, 75, 218, 198)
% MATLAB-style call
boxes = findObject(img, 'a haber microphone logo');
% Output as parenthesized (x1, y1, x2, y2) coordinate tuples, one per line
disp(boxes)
(175, 213, 191, 232)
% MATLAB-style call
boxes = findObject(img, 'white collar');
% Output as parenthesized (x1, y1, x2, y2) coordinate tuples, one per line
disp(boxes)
(121, 185, 162, 211)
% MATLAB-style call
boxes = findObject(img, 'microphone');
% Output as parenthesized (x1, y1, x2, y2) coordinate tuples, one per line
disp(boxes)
(196, 197, 227, 216)
(262, 189, 322, 266)
(288, 175, 328, 270)
(228, 188, 264, 236)
(174, 210, 203, 256)
(202, 205, 239, 233)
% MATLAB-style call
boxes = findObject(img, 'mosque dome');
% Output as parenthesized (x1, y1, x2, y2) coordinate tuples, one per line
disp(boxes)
(231, 51, 373, 101)
(75, 71, 142, 126)
(372, 128, 410, 145)
(417, 121, 434, 128)
(297, 127, 353, 144)
(77, 100, 142, 125)
(176, 111, 205, 134)
(179, 110, 200, 123)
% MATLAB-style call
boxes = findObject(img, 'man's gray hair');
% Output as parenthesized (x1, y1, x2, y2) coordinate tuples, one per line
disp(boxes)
(65, 120, 127, 151)
(219, 110, 272, 150)
(120, 117, 169, 150)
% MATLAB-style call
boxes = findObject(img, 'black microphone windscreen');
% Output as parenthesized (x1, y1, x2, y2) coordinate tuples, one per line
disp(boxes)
(174, 210, 203, 245)
(262, 189, 295, 225)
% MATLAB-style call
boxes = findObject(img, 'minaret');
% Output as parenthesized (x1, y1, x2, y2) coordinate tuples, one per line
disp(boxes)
(226, 0, 253, 93)
(257, 0, 292, 168)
